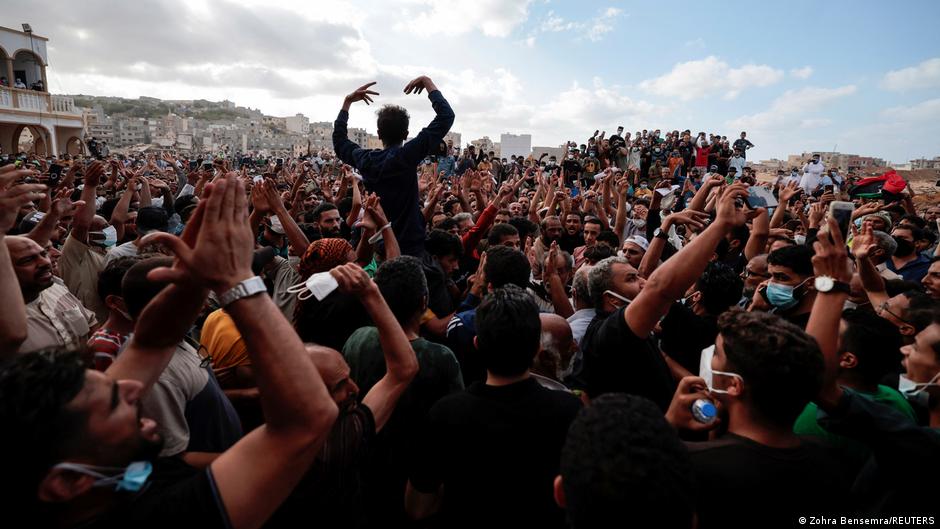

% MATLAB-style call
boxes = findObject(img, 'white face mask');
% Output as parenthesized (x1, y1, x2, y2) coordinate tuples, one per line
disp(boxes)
(699, 345, 743, 394)
(794, 234, 806, 245)
(604, 289, 632, 308)
(286, 271, 339, 301)
(898, 372, 940, 406)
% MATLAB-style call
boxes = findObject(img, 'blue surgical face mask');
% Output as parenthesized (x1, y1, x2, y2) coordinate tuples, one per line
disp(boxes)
(101, 225, 118, 247)
(52, 460, 152, 492)
(699, 345, 743, 394)
(765, 278, 809, 311)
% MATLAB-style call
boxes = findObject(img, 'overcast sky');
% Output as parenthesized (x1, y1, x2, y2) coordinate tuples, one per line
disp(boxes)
(4, 0, 940, 163)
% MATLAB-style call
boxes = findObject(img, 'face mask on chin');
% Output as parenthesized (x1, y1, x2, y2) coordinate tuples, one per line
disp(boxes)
(899, 372, 940, 406)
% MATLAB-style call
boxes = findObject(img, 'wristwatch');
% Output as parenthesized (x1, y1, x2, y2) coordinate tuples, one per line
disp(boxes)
(814, 275, 850, 294)
(653, 227, 669, 240)
(218, 276, 267, 307)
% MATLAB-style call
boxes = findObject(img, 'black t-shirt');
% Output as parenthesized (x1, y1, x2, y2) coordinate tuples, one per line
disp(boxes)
(687, 433, 847, 529)
(74, 458, 228, 529)
(268, 405, 376, 528)
(293, 289, 372, 351)
(658, 302, 719, 374)
(580, 308, 676, 410)
(410, 377, 582, 529)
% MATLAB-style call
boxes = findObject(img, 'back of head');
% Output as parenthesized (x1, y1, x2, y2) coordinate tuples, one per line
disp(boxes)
(374, 256, 428, 326)
(484, 245, 531, 289)
(571, 265, 593, 307)
(476, 285, 540, 377)
(718, 309, 823, 427)
(696, 262, 744, 315)
(121, 256, 173, 319)
(840, 309, 904, 385)
(376, 105, 409, 146)
(0, 351, 87, 511)
(560, 394, 695, 529)
(718, 310, 823, 426)
(136, 206, 169, 235)
(425, 229, 463, 259)
(97, 256, 141, 305)
(767, 244, 814, 277)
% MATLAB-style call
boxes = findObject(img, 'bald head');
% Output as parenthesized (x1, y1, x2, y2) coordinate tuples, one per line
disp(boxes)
(536, 313, 576, 380)
(305, 344, 358, 411)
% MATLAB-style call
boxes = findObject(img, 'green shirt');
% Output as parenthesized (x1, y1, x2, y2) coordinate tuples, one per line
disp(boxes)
(794, 384, 916, 472)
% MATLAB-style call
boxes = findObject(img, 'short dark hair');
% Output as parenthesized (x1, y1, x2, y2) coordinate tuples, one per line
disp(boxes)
(121, 256, 173, 319)
(484, 245, 531, 289)
(508, 217, 538, 240)
(433, 217, 458, 232)
(767, 244, 814, 277)
(487, 223, 519, 246)
(136, 206, 169, 233)
(583, 217, 603, 230)
(596, 230, 620, 248)
(884, 280, 924, 298)
(718, 309, 823, 428)
(895, 225, 926, 243)
(899, 214, 927, 229)
(561, 394, 695, 529)
(425, 229, 463, 258)
(476, 285, 540, 376)
(840, 309, 904, 385)
(696, 262, 744, 315)
(97, 256, 140, 305)
(0, 351, 87, 510)
(376, 105, 409, 146)
(312, 202, 338, 223)
(374, 256, 428, 326)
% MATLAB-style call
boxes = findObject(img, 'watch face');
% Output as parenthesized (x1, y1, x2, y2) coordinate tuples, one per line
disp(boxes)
(815, 276, 834, 292)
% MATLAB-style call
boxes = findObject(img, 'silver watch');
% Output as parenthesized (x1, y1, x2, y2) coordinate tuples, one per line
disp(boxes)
(218, 276, 267, 307)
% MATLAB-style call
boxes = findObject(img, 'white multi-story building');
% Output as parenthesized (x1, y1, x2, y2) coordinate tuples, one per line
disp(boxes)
(283, 113, 309, 135)
(0, 25, 84, 155)
(499, 133, 531, 159)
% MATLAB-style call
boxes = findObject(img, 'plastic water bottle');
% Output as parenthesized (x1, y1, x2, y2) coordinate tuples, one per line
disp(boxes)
(691, 399, 717, 424)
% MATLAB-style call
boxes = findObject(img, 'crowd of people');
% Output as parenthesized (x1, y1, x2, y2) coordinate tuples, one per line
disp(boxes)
(1, 74, 939, 528)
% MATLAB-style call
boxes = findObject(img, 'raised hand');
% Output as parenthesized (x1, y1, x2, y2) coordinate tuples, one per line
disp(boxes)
(143, 173, 254, 294)
(778, 180, 800, 203)
(330, 262, 376, 296)
(344, 81, 379, 107)
(664, 209, 710, 232)
(665, 376, 722, 432)
(852, 223, 878, 260)
(0, 183, 47, 234)
(403, 75, 438, 95)
(715, 183, 750, 228)
(812, 217, 852, 283)
(250, 181, 271, 214)
(262, 178, 286, 212)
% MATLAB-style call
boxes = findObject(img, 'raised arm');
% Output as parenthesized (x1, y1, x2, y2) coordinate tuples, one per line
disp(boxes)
(399, 76, 456, 166)
(337, 263, 418, 432)
(853, 224, 889, 309)
(140, 174, 339, 529)
(806, 217, 852, 410)
(743, 207, 769, 260)
(71, 161, 104, 244)
(263, 178, 309, 256)
(333, 82, 380, 169)
(625, 184, 750, 337)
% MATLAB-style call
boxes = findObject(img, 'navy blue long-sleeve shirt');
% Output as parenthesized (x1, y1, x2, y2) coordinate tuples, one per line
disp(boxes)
(333, 90, 455, 256)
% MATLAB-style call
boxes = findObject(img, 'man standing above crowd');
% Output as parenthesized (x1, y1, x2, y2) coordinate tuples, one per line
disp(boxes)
(732, 131, 754, 158)
(334, 76, 455, 257)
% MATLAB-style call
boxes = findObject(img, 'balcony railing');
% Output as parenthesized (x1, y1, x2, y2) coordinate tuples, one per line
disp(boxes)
(0, 86, 81, 116)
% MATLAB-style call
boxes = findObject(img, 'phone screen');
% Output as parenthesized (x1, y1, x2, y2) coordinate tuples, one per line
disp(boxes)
(831, 204, 854, 241)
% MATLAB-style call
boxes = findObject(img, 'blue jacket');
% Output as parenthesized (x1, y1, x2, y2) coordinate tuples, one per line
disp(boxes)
(333, 91, 455, 256)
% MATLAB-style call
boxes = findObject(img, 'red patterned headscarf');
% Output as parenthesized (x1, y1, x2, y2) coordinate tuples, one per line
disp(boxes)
(298, 238, 354, 279)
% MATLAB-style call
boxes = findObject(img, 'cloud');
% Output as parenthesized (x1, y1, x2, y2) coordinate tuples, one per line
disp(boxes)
(394, 0, 533, 38)
(585, 7, 623, 42)
(638, 56, 784, 100)
(880, 98, 940, 122)
(684, 38, 706, 48)
(881, 57, 940, 91)
(533, 6, 623, 42)
(728, 85, 857, 131)
(790, 66, 813, 79)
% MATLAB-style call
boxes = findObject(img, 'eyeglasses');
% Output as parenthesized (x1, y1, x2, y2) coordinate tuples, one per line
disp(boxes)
(741, 269, 770, 279)
(876, 301, 909, 324)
